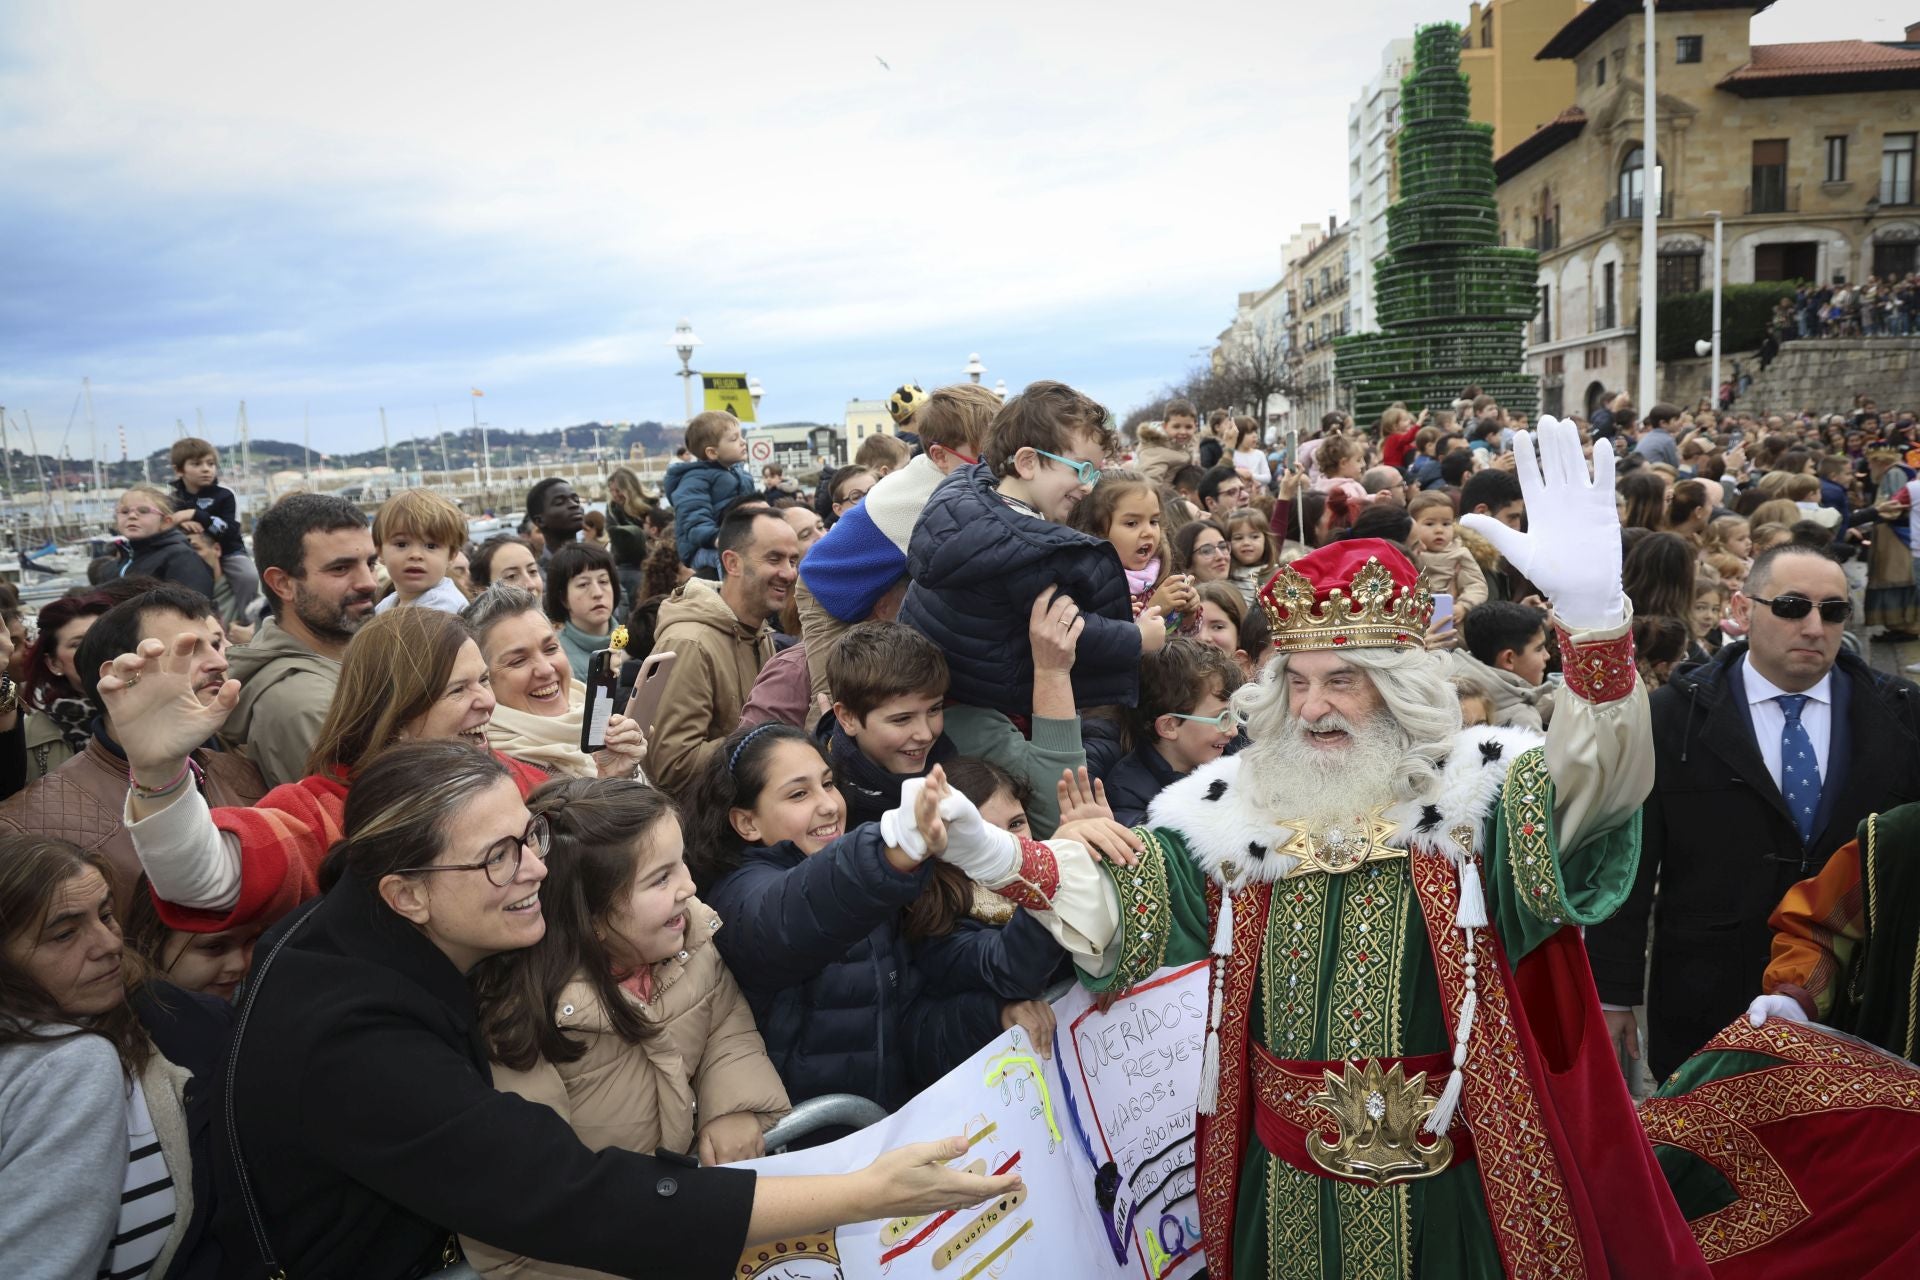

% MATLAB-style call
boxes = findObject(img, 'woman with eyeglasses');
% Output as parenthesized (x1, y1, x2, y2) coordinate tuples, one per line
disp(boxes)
(1172, 518, 1233, 585)
(99, 607, 551, 941)
(113, 484, 215, 598)
(213, 741, 1017, 1279)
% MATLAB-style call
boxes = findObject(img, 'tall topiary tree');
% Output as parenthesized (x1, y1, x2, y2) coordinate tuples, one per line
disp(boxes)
(1337, 22, 1539, 424)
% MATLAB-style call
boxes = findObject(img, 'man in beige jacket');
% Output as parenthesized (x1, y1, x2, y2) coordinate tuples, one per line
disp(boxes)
(646, 507, 794, 795)
(222, 494, 380, 785)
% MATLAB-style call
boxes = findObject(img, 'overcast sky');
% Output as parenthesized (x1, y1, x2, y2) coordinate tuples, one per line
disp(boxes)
(0, 0, 1896, 458)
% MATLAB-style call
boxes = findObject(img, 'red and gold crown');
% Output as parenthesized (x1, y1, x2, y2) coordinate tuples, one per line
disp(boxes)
(1258, 539, 1432, 653)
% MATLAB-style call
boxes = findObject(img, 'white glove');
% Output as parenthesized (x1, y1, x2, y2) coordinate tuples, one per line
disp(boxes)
(1747, 992, 1808, 1027)
(932, 786, 1023, 885)
(879, 777, 936, 863)
(1459, 416, 1625, 631)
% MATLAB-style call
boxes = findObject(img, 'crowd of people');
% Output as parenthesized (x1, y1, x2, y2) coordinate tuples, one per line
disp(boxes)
(2, 378, 1920, 1278)
(1770, 273, 1920, 343)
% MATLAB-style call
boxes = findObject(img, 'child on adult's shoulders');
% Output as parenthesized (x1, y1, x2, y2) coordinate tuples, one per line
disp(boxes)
(903, 380, 1164, 725)
(664, 412, 756, 577)
(165, 436, 260, 616)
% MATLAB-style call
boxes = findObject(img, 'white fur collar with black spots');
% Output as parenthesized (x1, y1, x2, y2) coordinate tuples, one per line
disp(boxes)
(1144, 724, 1544, 890)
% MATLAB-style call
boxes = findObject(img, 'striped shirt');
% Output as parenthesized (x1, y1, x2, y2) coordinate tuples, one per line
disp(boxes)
(101, 1076, 174, 1279)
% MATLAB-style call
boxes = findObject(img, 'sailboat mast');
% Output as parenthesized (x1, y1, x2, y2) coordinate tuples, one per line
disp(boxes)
(83, 376, 105, 498)
(380, 407, 393, 475)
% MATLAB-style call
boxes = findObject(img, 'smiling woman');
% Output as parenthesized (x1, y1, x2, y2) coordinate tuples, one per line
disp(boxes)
(0, 836, 232, 1278)
(463, 583, 648, 780)
(100, 607, 551, 944)
(213, 743, 1018, 1279)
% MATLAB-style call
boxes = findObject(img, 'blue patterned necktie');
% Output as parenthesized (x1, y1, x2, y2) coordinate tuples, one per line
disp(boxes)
(1777, 694, 1820, 844)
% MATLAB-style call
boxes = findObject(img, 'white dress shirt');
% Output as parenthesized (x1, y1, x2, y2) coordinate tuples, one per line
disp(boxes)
(1743, 658, 1834, 798)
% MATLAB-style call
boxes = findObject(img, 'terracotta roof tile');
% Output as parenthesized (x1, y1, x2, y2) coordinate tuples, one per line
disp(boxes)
(1723, 40, 1920, 81)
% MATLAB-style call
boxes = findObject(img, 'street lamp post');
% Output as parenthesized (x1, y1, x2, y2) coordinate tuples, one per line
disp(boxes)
(1638, 0, 1658, 409)
(748, 376, 764, 420)
(993, 378, 1007, 403)
(964, 353, 986, 385)
(471, 394, 492, 493)
(671, 319, 703, 423)
(1708, 210, 1723, 410)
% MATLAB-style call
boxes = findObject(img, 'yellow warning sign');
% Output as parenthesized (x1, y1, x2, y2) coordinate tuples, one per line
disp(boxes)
(701, 372, 756, 422)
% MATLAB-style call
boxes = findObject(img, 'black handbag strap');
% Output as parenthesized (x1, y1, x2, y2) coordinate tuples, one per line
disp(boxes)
(223, 897, 324, 1279)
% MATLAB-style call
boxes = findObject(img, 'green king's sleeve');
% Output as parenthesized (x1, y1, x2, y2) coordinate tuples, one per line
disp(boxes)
(1080, 826, 1216, 995)
(1488, 746, 1643, 962)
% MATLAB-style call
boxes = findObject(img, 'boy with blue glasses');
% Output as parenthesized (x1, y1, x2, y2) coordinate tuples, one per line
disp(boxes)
(902, 381, 1168, 835)
(1103, 639, 1244, 827)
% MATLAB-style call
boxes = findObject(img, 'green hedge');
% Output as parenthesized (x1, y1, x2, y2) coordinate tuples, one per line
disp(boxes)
(1655, 281, 1801, 362)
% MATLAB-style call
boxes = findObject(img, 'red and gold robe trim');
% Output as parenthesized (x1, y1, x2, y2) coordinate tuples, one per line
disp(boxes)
(1554, 623, 1636, 705)
(1196, 880, 1273, 1280)
(991, 838, 1062, 913)
(1411, 847, 1590, 1279)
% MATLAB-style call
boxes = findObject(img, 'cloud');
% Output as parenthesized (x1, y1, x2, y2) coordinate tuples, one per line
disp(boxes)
(2, 0, 1891, 457)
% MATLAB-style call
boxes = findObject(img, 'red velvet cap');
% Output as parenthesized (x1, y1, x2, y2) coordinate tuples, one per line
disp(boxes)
(1257, 538, 1431, 652)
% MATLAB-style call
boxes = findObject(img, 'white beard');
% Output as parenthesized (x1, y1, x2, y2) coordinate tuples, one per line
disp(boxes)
(1237, 711, 1407, 831)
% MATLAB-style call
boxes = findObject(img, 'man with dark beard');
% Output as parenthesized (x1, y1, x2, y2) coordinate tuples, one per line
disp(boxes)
(938, 420, 1705, 1278)
(221, 494, 380, 786)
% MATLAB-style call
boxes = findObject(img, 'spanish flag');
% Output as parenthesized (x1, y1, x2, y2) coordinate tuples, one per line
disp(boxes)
(471, 388, 484, 397)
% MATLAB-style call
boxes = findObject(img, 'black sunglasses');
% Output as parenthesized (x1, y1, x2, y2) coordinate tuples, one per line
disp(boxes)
(1749, 594, 1852, 625)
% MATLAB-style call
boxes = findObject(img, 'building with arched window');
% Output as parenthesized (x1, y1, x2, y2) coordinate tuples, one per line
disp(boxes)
(1494, 0, 1920, 414)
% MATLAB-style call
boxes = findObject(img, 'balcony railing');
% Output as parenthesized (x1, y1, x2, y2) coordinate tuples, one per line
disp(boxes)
(1594, 303, 1618, 331)
(1526, 222, 1560, 251)
(1532, 316, 1553, 344)
(1604, 190, 1673, 222)
(1745, 181, 1799, 214)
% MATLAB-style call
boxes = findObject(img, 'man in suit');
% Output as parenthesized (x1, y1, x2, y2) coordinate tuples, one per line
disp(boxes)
(1587, 542, 1920, 1081)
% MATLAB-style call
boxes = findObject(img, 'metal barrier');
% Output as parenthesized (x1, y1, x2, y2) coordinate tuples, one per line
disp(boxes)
(764, 1094, 890, 1153)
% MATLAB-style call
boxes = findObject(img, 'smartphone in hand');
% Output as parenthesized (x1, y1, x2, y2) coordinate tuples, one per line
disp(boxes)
(580, 649, 619, 753)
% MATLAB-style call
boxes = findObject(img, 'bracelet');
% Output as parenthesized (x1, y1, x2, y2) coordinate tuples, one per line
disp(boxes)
(0, 675, 15, 714)
(130, 763, 192, 799)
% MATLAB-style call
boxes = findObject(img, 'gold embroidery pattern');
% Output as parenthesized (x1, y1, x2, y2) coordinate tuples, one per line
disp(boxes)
(1638, 1100, 1807, 1262)
(1263, 874, 1329, 1059)
(1639, 1018, 1920, 1262)
(1101, 829, 1174, 992)
(1328, 863, 1411, 1061)
(1500, 749, 1568, 925)
(1198, 880, 1272, 1280)
(1331, 1179, 1411, 1280)
(1410, 847, 1590, 1280)
(1267, 1157, 1323, 1280)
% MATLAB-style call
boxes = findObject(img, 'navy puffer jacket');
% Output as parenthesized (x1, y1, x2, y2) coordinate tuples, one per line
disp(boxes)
(664, 458, 757, 563)
(706, 824, 1005, 1111)
(903, 465, 1139, 715)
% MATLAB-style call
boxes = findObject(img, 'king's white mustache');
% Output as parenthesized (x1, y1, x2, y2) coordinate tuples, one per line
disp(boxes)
(1298, 714, 1358, 736)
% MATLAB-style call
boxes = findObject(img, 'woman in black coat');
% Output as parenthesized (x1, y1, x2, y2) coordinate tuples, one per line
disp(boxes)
(200, 740, 1016, 1280)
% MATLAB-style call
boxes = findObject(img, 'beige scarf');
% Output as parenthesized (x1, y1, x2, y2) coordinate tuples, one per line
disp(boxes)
(485, 684, 599, 779)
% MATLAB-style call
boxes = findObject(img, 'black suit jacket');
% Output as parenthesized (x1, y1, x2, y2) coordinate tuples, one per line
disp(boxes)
(1585, 643, 1920, 1080)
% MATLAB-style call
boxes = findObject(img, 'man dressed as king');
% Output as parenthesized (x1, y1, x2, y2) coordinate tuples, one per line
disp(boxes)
(937, 420, 1707, 1278)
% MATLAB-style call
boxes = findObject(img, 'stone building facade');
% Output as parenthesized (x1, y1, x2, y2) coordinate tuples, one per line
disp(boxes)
(1494, 0, 1920, 417)
(1287, 220, 1354, 428)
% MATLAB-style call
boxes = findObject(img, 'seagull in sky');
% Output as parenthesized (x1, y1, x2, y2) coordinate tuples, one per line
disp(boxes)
(875, 55, 891, 71)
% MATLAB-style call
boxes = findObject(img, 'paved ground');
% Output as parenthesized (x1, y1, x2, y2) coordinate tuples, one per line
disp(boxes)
(1864, 630, 1920, 679)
